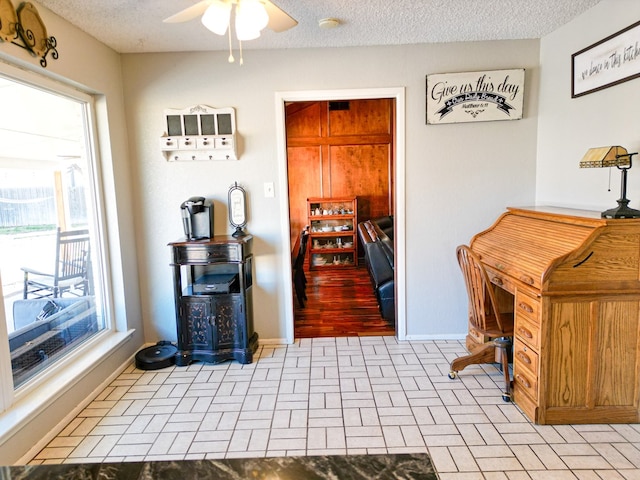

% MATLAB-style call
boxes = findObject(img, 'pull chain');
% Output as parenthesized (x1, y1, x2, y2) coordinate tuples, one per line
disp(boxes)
(608, 167, 612, 192)
(227, 27, 234, 63)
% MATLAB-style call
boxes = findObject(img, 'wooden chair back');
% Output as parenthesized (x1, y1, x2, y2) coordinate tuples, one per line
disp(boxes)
(293, 229, 308, 270)
(56, 228, 90, 283)
(456, 244, 509, 335)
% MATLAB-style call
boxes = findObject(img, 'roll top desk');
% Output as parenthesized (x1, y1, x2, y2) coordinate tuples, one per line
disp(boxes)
(470, 206, 640, 424)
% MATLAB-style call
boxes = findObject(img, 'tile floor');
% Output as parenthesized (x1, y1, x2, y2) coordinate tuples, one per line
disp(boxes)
(32, 336, 640, 479)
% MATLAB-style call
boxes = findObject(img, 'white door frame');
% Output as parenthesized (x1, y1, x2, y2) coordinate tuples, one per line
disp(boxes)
(275, 87, 406, 343)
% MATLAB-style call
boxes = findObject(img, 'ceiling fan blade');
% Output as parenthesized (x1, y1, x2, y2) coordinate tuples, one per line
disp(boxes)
(264, 0, 298, 32)
(163, 0, 212, 23)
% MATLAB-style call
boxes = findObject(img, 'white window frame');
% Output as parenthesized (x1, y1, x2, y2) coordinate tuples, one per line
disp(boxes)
(0, 62, 115, 412)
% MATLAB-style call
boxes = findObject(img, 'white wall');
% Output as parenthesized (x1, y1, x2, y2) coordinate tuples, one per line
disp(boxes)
(537, 0, 640, 209)
(0, 2, 144, 464)
(122, 40, 540, 342)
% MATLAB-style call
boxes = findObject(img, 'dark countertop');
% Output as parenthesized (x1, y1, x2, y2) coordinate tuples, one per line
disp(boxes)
(2, 453, 436, 479)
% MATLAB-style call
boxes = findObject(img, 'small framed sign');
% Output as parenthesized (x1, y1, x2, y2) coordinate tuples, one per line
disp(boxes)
(571, 20, 640, 98)
(426, 69, 525, 125)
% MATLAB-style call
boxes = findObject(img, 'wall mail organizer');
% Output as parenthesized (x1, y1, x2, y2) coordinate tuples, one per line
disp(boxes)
(160, 104, 238, 161)
(0, 0, 58, 68)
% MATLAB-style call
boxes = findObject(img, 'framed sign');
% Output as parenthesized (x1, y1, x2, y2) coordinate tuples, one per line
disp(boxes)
(426, 69, 524, 125)
(571, 20, 640, 98)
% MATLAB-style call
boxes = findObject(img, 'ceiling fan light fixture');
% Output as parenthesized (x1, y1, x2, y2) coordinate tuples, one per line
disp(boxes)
(166, 0, 297, 65)
(235, 25, 261, 41)
(235, 0, 269, 39)
(201, 0, 231, 35)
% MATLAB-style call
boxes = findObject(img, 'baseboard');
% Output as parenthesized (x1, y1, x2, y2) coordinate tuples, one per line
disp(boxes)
(403, 333, 466, 342)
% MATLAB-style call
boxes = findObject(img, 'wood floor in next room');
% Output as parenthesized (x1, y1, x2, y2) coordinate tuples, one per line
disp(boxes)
(294, 263, 395, 338)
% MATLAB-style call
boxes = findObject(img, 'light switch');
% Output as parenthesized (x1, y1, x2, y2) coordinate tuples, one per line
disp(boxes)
(264, 182, 275, 198)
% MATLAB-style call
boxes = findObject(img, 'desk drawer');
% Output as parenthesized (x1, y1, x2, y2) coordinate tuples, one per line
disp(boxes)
(515, 290, 540, 324)
(514, 364, 538, 402)
(468, 321, 489, 346)
(515, 315, 540, 350)
(514, 338, 539, 378)
(514, 387, 538, 423)
(173, 244, 242, 264)
(485, 266, 516, 294)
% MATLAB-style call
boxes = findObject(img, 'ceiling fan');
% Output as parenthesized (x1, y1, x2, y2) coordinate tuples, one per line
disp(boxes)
(164, 0, 297, 63)
(164, 0, 298, 38)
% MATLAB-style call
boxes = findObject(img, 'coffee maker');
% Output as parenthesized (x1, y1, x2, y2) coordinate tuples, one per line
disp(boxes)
(180, 196, 213, 240)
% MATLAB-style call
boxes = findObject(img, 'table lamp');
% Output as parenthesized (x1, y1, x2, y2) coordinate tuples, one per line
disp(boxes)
(579, 146, 640, 218)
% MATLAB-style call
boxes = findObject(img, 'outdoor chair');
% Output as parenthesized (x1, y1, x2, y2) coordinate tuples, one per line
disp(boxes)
(21, 228, 91, 299)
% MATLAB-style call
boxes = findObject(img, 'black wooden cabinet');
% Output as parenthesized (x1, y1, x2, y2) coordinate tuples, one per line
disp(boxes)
(169, 235, 258, 366)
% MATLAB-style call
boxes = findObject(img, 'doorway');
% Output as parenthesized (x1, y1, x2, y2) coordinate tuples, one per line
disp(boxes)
(275, 88, 406, 343)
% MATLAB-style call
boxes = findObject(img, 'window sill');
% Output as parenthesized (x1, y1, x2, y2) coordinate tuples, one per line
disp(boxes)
(0, 329, 135, 455)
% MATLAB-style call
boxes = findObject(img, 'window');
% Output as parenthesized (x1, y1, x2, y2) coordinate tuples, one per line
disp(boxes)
(0, 74, 109, 390)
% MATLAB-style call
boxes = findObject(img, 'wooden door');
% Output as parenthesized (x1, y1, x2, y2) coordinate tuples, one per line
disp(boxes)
(286, 99, 394, 245)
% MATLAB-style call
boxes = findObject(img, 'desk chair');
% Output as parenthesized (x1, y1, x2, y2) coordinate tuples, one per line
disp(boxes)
(292, 228, 309, 308)
(449, 245, 514, 402)
(22, 228, 91, 299)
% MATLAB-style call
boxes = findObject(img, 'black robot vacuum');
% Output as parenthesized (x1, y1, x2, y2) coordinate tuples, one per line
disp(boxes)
(135, 341, 177, 370)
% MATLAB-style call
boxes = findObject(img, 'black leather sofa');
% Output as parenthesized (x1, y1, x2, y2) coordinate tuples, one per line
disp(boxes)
(358, 216, 394, 323)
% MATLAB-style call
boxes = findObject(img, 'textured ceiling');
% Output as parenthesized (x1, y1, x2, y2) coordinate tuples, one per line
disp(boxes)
(36, 0, 601, 54)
